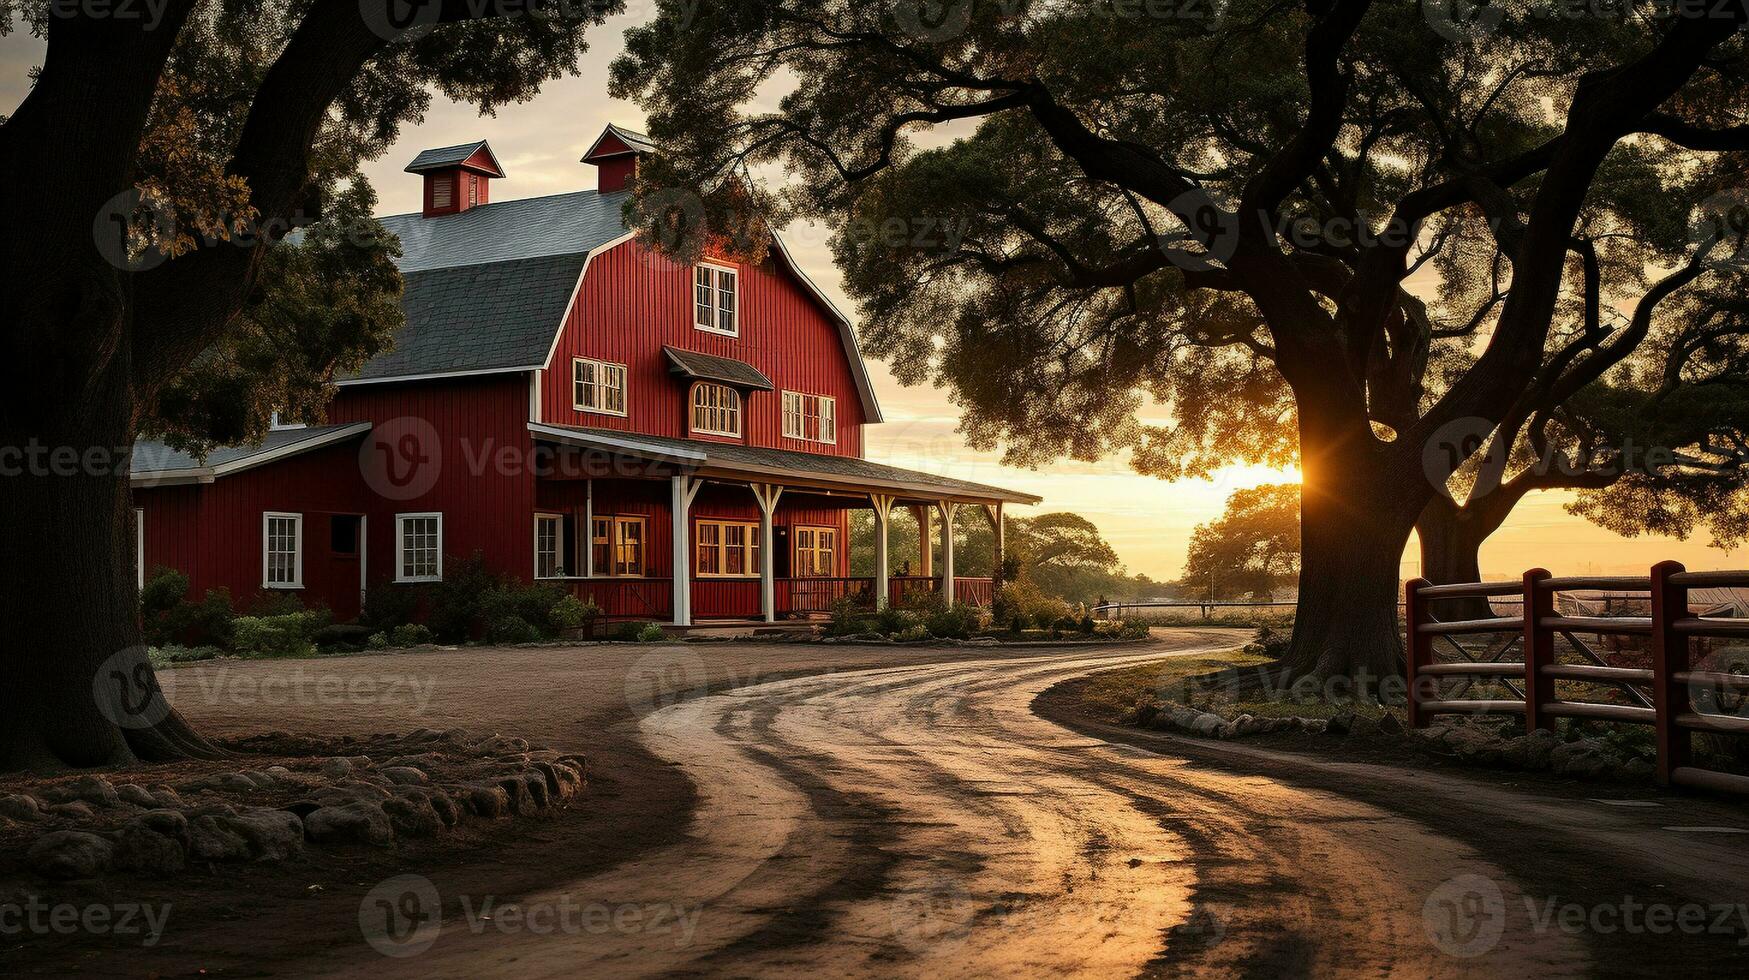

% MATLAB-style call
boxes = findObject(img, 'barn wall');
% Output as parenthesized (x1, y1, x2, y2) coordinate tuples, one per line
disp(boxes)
(539, 239, 867, 456)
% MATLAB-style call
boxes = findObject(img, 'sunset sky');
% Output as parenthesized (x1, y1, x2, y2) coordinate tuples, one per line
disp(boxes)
(4, 7, 1740, 581)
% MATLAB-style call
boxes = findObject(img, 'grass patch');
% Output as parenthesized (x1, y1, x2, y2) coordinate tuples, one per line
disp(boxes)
(1075, 647, 1399, 725)
(1073, 649, 1271, 719)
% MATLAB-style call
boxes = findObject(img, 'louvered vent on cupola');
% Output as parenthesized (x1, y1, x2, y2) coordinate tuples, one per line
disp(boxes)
(405, 140, 506, 217)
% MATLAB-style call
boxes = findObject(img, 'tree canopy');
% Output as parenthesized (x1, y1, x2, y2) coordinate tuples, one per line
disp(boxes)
(1183, 483, 1302, 600)
(612, 0, 1749, 676)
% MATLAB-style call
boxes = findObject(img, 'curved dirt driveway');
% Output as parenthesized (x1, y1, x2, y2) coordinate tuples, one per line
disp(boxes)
(277, 631, 1647, 977)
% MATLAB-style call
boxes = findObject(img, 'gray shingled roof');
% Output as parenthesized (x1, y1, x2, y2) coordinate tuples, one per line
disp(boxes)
(346, 252, 588, 381)
(132, 424, 369, 477)
(378, 189, 629, 275)
(405, 141, 502, 175)
(583, 124, 656, 159)
(663, 346, 774, 391)
(531, 423, 1041, 504)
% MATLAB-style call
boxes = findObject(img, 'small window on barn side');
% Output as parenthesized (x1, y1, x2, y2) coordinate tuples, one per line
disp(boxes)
(535, 513, 562, 580)
(263, 512, 303, 589)
(573, 357, 627, 416)
(691, 382, 741, 437)
(782, 392, 837, 444)
(397, 513, 443, 583)
(694, 263, 738, 336)
(431, 175, 453, 210)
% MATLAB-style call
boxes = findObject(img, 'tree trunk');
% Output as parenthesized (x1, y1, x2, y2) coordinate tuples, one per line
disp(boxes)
(0, 386, 219, 773)
(1283, 483, 1415, 685)
(1415, 495, 1495, 622)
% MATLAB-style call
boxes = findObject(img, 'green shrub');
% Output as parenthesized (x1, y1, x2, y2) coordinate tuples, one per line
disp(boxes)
(896, 624, 930, 642)
(425, 552, 503, 642)
(876, 605, 921, 634)
(900, 585, 948, 615)
(636, 623, 668, 643)
(925, 602, 984, 640)
(830, 595, 873, 636)
(230, 611, 326, 657)
(246, 591, 306, 617)
(391, 622, 435, 647)
(993, 578, 1070, 631)
(481, 582, 569, 639)
(148, 644, 224, 668)
(608, 620, 649, 641)
(367, 631, 390, 650)
(362, 582, 421, 631)
(139, 568, 188, 622)
(550, 594, 601, 634)
(488, 614, 542, 645)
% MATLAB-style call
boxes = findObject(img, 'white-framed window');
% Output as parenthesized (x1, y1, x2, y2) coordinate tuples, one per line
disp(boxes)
(782, 391, 837, 444)
(573, 357, 627, 416)
(263, 512, 304, 589)
(396, 513, 443, 583)
(535, 513, 562, 580)
(690, 382, 741, 437)
(135, 507, 145, 590)
(694, 262, 738, 336)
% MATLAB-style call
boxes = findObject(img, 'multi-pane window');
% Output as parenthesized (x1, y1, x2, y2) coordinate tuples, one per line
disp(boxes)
(794, 526, 838, 577)
(263, 513, 302, 588)
(592, 515, 647, 577)
(691, 382, 741, 437)
(782, 391, 837, 444)
(695, 520, 760, 577)
(694, 263, 738, 335)
(397, 513, 443, 583)
(535, 514, 562, 579)
(573, 357, 627, 415)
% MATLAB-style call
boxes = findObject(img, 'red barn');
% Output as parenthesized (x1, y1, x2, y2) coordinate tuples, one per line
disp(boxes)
(131, 126, 1039, 627)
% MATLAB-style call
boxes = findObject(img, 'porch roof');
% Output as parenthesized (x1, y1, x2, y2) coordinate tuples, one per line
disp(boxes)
(528, 423, 1042, 505)
(662, 346, 774, 391)
(130, 422, 373, 487)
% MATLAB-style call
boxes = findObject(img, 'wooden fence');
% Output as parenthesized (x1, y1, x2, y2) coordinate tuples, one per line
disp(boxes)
(1406, 561, 1749, 795)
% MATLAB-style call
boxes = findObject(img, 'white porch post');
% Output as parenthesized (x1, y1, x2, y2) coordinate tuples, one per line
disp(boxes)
(913, 505, 933, 578)
(582, 479, 595, 578)
(870, 494, 895, 610)
(938, 500, 959, 606)
(671, 475, 702, 627)
(752, 482, 784, 623)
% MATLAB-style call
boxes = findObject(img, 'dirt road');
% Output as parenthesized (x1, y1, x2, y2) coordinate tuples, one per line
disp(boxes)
(19, 632, 1749, 976)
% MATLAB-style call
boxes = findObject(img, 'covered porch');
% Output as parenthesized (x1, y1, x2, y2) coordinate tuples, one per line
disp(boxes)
(527, 423, 1038, 626)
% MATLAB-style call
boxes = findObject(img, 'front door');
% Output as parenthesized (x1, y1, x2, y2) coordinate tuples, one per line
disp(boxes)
(328, 515, 365, 621)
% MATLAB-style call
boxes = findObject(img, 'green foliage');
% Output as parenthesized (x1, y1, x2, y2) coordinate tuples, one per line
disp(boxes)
(139, 567, 188, 622)
(367, 631, 390, 650)
(1183, 484, 1301, 600)
(549, 594, 599, 635)
(230, 611, 328, 658)
(425, 553, 503, 642)
(609, 621, 654, 642)
(313, 623, 374, 650)
(488, 615, 542, 645)
(480, 580, 569, 640)
(390, 623, 434, 648)
(636, 624, 669, 643)
(829, 595, 873, 637)
(993, 578, 1072, 631)
(362, 582, 421, 632)
(140, 568, 238, 648)
(925, 603, 985, 640)
(246, 591, 307, 617)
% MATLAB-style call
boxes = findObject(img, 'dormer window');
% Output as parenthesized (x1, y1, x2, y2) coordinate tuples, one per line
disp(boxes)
(694, 263, 737, 336)
(691, 382, 741, 437)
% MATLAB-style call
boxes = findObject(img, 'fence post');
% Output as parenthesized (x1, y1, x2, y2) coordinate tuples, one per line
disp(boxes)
(1651, 560, 1691, 788)
(1405, 578, 1432, 729)
(1523, 568, 1555, 733)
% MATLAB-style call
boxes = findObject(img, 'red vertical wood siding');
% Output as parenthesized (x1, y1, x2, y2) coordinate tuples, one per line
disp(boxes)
(539, 239, 867, 456)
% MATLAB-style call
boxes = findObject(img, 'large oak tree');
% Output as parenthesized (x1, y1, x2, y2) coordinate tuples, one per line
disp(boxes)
(0, 0, 616, 772)
(612, 0, 1749, 678)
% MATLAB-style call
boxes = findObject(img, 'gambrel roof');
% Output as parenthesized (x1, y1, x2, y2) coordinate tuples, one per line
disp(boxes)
(352, 186, 884, 421)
